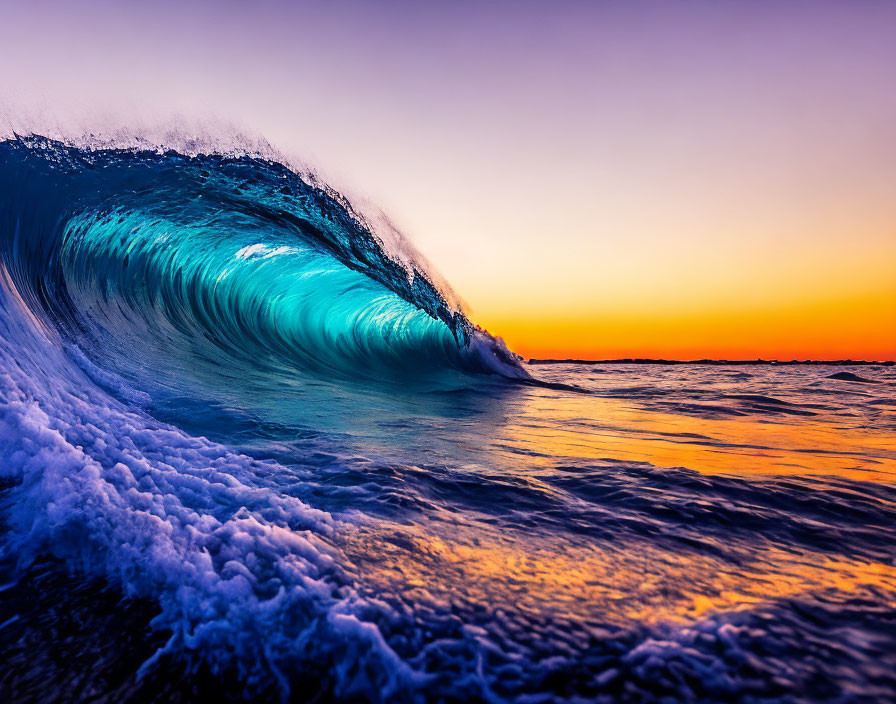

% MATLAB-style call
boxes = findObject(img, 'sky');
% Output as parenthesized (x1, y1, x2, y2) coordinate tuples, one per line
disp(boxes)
(1, 0, 894, 360)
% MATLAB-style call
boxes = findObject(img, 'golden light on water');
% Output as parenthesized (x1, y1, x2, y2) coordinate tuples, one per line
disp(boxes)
(343, 368, 896, 629)
(497, 388, 896, 483)
(346, 523, 896, 628)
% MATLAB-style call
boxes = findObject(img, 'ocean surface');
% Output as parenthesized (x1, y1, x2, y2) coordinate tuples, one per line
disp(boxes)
(1, 136, 894, 703)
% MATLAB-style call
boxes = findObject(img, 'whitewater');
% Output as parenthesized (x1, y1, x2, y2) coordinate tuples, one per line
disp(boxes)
(1, 135, 895, 703)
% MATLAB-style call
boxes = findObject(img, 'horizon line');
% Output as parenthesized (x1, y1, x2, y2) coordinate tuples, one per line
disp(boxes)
(527, 358, 895, 366)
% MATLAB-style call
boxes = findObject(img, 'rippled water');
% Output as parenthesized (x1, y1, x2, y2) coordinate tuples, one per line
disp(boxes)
(4, 359, 894, 702)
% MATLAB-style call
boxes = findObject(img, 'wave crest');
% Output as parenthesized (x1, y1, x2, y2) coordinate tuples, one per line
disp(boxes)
(0, 134, 528, 385)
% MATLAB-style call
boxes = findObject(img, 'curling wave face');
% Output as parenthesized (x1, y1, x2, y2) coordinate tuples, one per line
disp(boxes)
(1, 136, 525, 387)
(2, 135, 896, 703)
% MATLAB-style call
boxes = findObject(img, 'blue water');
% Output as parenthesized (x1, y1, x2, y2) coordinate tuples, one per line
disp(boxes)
(1, 136, 895, 703)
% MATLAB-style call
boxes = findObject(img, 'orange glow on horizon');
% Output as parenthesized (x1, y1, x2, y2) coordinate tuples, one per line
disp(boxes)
(479, 287, 896, 361)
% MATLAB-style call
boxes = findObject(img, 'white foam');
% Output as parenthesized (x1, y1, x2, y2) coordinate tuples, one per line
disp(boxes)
(235, 244, 298, 260)
(0, 266, 420, 698)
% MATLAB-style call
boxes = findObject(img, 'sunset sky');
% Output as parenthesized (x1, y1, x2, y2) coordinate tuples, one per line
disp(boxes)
(2, 0, 894, 360)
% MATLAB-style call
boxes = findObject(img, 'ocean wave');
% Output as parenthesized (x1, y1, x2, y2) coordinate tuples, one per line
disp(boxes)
(0, 135, 526, 385)
(0, 134, 526, 700)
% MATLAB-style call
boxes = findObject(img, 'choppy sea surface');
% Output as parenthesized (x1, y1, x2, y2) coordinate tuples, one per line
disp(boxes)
(1, 137, 894, 703)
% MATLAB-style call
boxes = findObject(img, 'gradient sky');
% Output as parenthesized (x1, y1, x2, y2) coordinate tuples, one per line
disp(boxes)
(2, 0, 894, 360)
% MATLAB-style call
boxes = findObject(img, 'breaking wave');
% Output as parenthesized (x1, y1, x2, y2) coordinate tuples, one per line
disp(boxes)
(2, 134, 895, 703)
